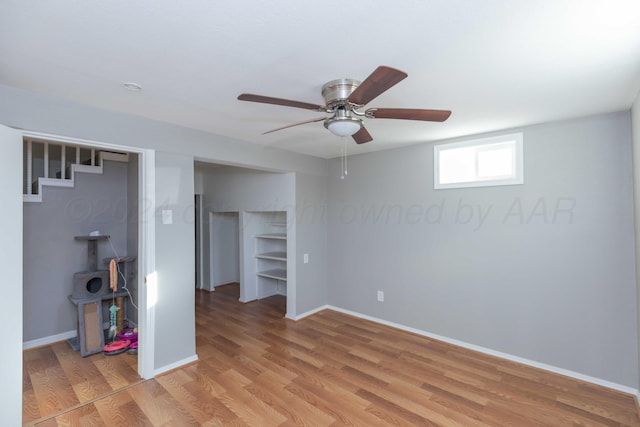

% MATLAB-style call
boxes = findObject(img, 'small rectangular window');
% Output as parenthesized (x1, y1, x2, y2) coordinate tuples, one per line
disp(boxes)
(434, 133, 523, 189)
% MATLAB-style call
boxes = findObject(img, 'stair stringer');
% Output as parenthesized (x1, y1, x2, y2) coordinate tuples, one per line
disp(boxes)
(23, 151, 129, 203)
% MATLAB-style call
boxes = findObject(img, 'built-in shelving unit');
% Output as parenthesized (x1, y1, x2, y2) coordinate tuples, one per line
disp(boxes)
(253, 213, 287, 299)
(240, 211, 288, 305)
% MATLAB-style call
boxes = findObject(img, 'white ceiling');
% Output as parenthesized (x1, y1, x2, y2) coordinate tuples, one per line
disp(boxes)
(1, 1, 640, 159)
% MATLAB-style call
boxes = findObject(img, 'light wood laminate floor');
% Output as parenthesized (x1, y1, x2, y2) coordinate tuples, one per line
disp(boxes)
(27, 284, 640, 426)
(23, 333, 140, 425)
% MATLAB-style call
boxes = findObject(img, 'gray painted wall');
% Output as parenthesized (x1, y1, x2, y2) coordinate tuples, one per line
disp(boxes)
(154, 151, 196, 369)
(295, 173, 328, 314)
(328, 112, 638, 388)
(23, 160, 129, 341)
(0, 84, 327, 176)
(632, 92, 640, 396)
(198, 167, 295, 212)
(0, 125, 23, 425)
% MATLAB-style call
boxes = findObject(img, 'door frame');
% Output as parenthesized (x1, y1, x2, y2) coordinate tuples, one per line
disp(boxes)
(194, 194, 203, 289)
(21, 130, 156, 380)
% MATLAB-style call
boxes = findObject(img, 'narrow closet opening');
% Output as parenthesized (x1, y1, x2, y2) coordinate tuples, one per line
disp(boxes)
(22, 137, 143, 423)
(210, 211, 240, 287)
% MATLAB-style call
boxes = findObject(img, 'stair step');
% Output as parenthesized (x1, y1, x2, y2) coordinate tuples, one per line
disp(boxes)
(23, 147, 129, 203)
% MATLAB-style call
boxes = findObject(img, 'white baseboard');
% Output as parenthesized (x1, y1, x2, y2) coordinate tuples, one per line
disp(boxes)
(154, 354, 199, 376)
(327, 305, 638, 396)
(286, 304, 329, 321)
(23, 330, 76, 350)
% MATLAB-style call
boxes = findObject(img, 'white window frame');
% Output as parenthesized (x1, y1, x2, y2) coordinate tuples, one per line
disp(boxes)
(434, 132, 523, 190)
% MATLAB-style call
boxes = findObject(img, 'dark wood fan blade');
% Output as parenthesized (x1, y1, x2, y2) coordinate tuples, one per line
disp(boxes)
(348, 66, 408, 106)
(262, 117, 325, 135)
(238, 93, 325, 111)
(352, 126, 373, 144)
(367, 108, 451, 122)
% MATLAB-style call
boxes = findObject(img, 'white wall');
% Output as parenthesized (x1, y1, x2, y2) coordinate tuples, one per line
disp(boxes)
(0, 125, 23, 425)
(328, 111, 638, 389)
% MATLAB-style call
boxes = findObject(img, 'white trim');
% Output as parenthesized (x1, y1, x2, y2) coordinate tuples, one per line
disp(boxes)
(23, 194, 41, 203)
(44, 141, 49, 179)
(195, 194, 204, 290)
(21, 130, 135, 154)
(209, 211, 216, 292)
(286, 304, 329, 321)
(38, 177, 75, 188)
(72, 164, 102, 174)
(19, 129, 155, 381)
(26, 139, 33, 195)
(154, 354, 198, 376)
(61, 144, 66, 180)
(101, 152, 129, 162)
(23, 330, 76, 350)
(327, 305, 638, 396)
(138, 149, 156, 380)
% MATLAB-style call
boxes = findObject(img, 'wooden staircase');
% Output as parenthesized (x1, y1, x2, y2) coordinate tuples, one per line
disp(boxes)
(23, 138, 128, 203)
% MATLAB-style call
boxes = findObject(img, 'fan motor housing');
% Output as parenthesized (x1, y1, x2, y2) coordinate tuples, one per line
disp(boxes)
(321, 78, 361, 108)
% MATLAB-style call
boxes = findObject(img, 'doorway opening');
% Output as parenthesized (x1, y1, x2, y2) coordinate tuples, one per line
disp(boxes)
(21, 131, 155, 423)
(193, 161, 294, 318)
(210, 211, 240, 288)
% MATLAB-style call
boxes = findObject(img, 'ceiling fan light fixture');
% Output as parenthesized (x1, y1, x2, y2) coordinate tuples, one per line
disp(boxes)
(324, 107, 362, 137)
(238, 65, 451, 143)
(325, 118, 362, 137)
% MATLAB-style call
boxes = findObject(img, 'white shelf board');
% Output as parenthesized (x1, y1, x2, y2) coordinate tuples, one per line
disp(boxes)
(257, 269, 287, 281)
(255, 233, 287, 240)
(256, 251, 287, 261)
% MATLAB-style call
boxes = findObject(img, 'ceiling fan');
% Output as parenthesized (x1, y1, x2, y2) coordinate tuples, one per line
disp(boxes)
(237, 65, 451, 144)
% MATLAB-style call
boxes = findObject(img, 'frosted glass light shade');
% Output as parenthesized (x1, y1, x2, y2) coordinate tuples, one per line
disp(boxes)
(326, 119, 361, 137)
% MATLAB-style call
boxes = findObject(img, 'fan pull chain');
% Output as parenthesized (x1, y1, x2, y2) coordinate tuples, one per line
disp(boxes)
(340, 137, 344, 180)
(344, 139, 348, 177)
(340, 137, 348, 180)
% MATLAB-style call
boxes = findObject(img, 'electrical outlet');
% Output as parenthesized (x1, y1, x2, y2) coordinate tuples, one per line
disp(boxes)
(377, 290, 384, 302)
(303, 253, 309, 264)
